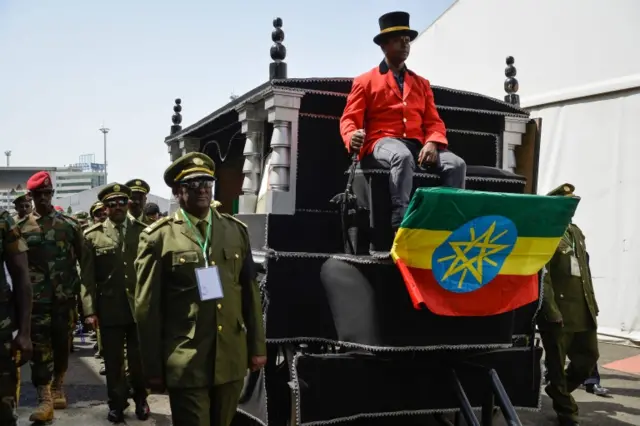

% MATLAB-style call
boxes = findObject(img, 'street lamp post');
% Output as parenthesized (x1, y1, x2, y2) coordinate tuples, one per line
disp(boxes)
(99, 124, 110, 184)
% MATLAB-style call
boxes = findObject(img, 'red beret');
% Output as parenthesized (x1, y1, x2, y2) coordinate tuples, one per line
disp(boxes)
(26, 171, 53, 191)
(54, 206, 64, 212)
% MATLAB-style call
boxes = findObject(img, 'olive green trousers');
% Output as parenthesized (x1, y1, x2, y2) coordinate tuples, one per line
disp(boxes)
(540, 327, 599, 422)
(168, 380, 244, 426)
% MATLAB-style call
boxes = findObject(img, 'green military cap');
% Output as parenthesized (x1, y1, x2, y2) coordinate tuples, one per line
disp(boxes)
(98, 183, 132, 202)
(164, 152, 216, 187)
(12, 192, 30, 204)
(547, 183, 575, 197)
(89, 201, 105, 216)
(125, 178, 151, 194)
(74, 211, 89, 220)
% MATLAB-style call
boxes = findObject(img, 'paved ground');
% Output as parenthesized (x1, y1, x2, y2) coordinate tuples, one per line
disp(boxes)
(14, 337, 640, 425)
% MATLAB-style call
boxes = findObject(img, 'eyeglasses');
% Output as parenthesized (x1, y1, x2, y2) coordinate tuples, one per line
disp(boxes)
(180, 180, 214, 190)
(106, 198, 128, 208)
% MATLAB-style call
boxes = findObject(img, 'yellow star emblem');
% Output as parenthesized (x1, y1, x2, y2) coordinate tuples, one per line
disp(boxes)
(436, 221, 512, 289)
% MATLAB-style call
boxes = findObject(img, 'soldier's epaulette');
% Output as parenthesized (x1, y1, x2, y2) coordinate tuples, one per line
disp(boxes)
(131, 218, 148, 228)
(83, 222, 102, 236)
(142, 216, 171, 234)
(221, 213, 247, 229)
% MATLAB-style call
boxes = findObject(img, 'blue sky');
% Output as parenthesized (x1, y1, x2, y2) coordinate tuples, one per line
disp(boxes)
(0, 0, 453, 197)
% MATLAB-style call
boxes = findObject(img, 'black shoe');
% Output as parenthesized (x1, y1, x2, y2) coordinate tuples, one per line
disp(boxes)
(586, 383, 611, 397)
(99, 365, 106, 375)
(94, 351, 102, 359)
(558, 418, 579, 426)
(135, 399, 150, 421)
(93, 342, 98, 350)
(107, 409, 125, 423)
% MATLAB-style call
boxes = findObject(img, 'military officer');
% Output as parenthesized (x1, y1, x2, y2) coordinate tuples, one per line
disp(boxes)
(0, 209, 33, 426)
(90, 201, 107, 225)
(538, 183, 600, 426)
(143, 202, 161, 223)
(134, 152, 266, 426)
(18, 171, 85, 422)
(88, 201, 107, 371)
(11, 193, 32, 221)
(125, 179, 153, 225)
(81, 183, 150, 423)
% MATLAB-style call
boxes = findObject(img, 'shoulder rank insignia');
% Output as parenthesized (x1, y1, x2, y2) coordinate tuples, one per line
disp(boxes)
(221, 213, 247, 229)
(84, 222, 102, 236)
(143, 216, 171, 234)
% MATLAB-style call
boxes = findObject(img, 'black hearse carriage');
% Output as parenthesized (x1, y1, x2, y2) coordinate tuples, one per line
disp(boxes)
(164, 19, 543, 426)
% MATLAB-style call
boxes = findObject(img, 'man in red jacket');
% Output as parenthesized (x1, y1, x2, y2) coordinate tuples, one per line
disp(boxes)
(340, 11, 466, 231)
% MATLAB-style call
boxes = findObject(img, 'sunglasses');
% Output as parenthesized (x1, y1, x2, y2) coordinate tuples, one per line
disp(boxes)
(106, 198, 128, 208)
(33, 190, 54, 196)
(93, 211, 105, 218)
(181, 180, 214, 190)
(16, 203, 31, 209)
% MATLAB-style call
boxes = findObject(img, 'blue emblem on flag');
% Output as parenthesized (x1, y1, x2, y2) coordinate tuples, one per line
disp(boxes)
(431, 215, 517, 293)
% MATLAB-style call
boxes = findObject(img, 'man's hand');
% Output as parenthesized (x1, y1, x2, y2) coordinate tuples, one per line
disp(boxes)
(418, 141, 439, 166)
(350, 129, 365, 152)
(85, 314, 99, 329)
(249, 355, 267, 372)
(13, 332, 33, 366)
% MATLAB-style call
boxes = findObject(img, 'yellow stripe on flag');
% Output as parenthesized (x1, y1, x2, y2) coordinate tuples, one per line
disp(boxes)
(390, 228, 561, 276)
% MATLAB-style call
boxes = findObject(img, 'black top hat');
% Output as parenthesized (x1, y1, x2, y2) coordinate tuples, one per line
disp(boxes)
(373, 11, 419, 45)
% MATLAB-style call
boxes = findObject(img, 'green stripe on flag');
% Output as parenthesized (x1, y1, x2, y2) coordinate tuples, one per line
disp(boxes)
(400, 188, 579, 238)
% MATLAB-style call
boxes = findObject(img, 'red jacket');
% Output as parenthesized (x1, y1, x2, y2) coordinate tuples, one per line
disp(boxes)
(340, 61, 448, 158)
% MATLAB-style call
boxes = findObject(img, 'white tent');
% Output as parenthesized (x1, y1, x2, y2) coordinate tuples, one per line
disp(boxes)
(408, 0, 640, 345)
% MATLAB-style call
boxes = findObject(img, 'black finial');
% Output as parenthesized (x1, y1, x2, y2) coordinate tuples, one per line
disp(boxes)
(504, 56, 520, 106)
(269, 17, 287, 80)
(171, 98, 182, 134)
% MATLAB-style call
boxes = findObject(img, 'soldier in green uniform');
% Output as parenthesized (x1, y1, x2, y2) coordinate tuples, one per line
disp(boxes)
(18, 171, 85, 422)
(88, 200, 107, 371)
(11, 193, 32, 222)
(71, 211, 91, 346)
(81, 183, 150, 423)
(0, 210, 33, 426)
(538, 183, 600, 426)
(134, 152, 266, 426)
(125, 179, 154, 225)
(90, 201, 107, 225)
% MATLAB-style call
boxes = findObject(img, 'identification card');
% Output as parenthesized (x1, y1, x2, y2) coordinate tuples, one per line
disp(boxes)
(195, 266, 224, 301)
(570, 256, 581, 277)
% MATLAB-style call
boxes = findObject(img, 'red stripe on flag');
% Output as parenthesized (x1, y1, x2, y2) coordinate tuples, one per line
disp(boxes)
(395, 259, 539, 317)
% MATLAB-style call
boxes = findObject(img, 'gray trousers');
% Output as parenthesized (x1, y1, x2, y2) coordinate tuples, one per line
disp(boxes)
(369, 137, 466, 228)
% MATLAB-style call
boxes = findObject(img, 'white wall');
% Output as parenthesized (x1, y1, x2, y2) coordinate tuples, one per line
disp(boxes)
(531, 89, 640, 343)
(408, 0, 640, 106)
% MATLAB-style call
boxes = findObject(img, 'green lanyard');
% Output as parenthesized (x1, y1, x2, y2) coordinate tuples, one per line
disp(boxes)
(181, 208, 212, 266)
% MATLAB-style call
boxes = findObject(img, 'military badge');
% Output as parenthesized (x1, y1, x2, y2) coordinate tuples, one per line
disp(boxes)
(193, 158, 204, 166)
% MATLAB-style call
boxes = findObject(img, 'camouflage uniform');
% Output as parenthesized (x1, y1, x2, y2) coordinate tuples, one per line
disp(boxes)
(17, 208, 84, 417)
(0, 211, 29, 426)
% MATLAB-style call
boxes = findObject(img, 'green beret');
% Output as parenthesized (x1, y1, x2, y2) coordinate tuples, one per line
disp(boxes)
(125, 178, 151, 194)
(90, 201, 105, 216)
(98, 183, 132, 202)
(164, 152, 216, 187)
(13, 193, 30, 204)
(547, 183, 575, 197)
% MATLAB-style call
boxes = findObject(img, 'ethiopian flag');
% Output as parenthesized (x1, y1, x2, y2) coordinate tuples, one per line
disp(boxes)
(390, 187, 579, 317)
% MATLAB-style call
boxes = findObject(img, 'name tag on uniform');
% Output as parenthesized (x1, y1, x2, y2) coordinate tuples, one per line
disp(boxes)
(195, 266, 224, 301)
(570, 256, 581, 277)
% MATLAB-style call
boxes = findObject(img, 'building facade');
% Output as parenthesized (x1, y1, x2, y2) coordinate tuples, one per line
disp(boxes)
(54, 154, 106, 198)
(0, 166, 57, 211)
